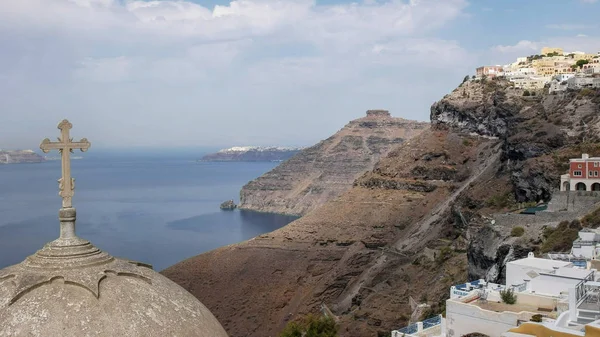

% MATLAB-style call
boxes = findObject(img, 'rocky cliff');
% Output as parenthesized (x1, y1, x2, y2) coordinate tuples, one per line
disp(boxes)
(0, 150, 44, 164)
(163, 79, 600, 337)
(239, 110, 429, 216)
(200, 146, 302, 162)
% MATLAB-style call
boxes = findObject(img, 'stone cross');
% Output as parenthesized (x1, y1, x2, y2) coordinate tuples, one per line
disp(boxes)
(40, 119, 90, 209)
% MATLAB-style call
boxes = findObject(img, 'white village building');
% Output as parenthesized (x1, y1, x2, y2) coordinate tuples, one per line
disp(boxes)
(392, 253, 600, 337)
(572, 229, 600, 260)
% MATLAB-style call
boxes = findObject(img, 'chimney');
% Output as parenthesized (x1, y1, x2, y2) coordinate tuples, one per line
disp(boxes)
(583, 153, 590, 159)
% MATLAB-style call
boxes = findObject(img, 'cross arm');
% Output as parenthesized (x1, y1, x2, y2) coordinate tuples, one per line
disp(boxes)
(40, 138, 91, 153)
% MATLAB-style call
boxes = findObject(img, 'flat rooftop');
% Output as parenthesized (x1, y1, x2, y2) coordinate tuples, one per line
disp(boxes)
(507, 256, 572, 270)
(541, 267, 593, 280)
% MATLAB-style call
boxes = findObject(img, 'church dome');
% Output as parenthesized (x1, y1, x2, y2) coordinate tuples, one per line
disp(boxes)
(0, 120, 228, 337)
(0, 209, 229, 337)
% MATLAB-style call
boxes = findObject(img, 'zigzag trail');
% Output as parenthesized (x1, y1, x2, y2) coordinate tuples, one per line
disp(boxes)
(335, 141, 503, 313)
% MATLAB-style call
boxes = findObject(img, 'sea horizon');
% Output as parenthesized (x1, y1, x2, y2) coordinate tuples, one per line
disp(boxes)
(0, 153, 298, 271)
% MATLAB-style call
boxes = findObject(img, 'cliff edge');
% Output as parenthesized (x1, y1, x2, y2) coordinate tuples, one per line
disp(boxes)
(239, 110, 429, 216)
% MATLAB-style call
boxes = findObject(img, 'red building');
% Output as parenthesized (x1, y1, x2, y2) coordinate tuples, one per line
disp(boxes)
(561, 154, 600, 191)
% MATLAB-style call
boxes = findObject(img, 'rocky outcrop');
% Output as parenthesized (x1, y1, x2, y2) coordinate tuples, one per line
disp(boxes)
(0, 150, 44, 164)
(200, 146, 301, 162)
(239, 110, 429, 216)
(219, 200, 237, 210)
(467, 225, 531, 283)
(432, 79, 599, 202)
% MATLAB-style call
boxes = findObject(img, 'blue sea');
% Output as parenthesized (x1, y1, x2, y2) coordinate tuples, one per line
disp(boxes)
(0, 152, 297, 271)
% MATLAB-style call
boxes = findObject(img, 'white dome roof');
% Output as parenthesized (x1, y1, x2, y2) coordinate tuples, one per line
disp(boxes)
(0, 209, 228, 337)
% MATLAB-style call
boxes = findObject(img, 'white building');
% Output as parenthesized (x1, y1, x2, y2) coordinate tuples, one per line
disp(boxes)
(510, 76, 552, 89)
(506, 253, 593, 297)
(572, 229, 600, 260)
(555, 73, 576, 82)
(443, 253, 597, 337)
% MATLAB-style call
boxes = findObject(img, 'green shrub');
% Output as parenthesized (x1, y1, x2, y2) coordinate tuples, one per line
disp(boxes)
(436, 246, 453, 264)
(582, 206, 600, 228)
(530, 314, 543, 323)
(280, 314, 338, 337)
(500, 288, 517, 305)
(541, 220, 582, 253)
(486, 192, 516, 209)
(462, 139, 472, 147)
(523, 90, 531, 96)
(511, 226, 525, 237)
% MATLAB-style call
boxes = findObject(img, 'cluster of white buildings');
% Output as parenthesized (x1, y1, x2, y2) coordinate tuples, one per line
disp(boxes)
(475, 47, 600, 91)
(392, 250, 600, 337)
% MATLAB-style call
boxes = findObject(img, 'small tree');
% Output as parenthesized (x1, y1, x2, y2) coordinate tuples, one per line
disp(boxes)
(576, 59, 590, 69)
(530, 314, 543, 322)
(462, 75, 470, 84)
(500, 288, 517, 305)
(523, 90, 531, 96)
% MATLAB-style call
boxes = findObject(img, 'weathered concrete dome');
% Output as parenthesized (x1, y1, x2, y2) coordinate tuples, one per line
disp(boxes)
(0, 208, 229, 337)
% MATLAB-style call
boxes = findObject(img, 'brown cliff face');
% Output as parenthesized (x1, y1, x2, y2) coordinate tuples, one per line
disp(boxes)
(163, 127, 500, 337)
(239, 110, 429, 216)
(162, 81, 600, 337)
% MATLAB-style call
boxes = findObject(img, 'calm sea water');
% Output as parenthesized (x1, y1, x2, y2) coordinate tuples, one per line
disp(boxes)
(0, 154, 297, 271)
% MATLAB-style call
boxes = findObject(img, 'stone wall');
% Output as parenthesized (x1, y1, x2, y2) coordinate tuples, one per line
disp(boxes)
(492, 192, 600, 229)
(547, 191, 600, 212)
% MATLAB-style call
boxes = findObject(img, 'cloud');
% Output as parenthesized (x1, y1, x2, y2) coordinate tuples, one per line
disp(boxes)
(491, 40, 540, 54)
(0, 0, 471, 148)
(546, 23, 598, 30)
(488, 37, 600, 65)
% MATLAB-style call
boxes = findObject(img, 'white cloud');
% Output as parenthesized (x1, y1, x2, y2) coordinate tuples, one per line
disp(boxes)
(546, 23, 597, 30)
(0, 0, 471, 148)
(488, 37, 600, 66)
(491, 40, 540, 54)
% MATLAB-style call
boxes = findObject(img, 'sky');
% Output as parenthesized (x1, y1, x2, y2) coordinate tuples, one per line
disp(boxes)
(1, 0, 599, 150)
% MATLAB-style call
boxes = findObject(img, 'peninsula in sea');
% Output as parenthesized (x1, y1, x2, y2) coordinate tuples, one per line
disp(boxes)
(0, 150, 44, 164)
(199, 146, 302, 162)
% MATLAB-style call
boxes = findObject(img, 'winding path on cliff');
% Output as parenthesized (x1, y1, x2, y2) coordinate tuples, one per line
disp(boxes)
(394, 141, 503, 252)
(335, 141, 502, 312)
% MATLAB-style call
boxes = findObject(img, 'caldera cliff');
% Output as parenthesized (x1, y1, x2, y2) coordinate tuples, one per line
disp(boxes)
(239, 110, 429, 216)
(163, 79, 600, 337)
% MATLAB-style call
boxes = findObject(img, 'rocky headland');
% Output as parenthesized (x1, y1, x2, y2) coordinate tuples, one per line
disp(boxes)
(200, 146, 302, 162)
(0, 150, 44, 164)
(238, 110, 430, 216)
(162, 79, 600, 337)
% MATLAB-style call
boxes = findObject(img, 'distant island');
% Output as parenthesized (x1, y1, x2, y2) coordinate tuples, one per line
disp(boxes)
(199, 146, 302, 162)
(0, 150, 45, 164)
